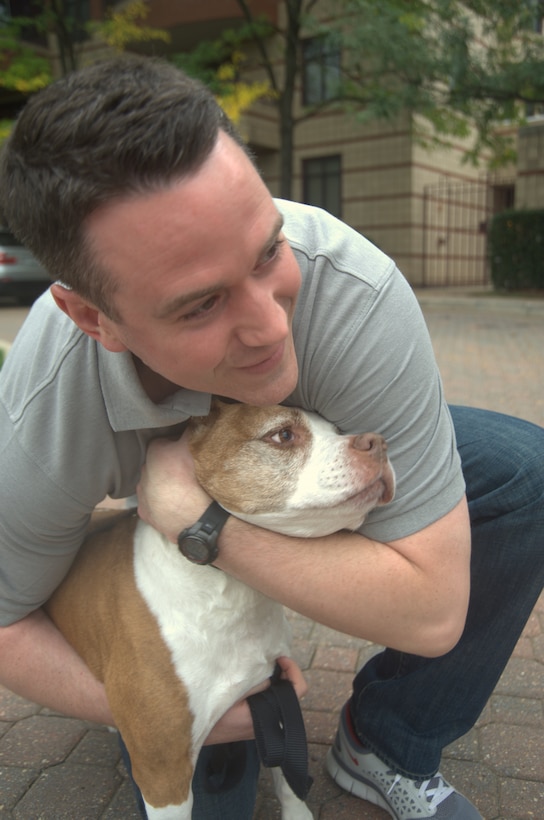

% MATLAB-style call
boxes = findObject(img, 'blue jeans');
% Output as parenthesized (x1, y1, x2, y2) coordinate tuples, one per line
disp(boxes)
(119, 736, 260, 819)
(351, 406, 544, 778)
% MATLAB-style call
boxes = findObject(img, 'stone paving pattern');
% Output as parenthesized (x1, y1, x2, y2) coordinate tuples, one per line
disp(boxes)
(0, 290, 542, 818)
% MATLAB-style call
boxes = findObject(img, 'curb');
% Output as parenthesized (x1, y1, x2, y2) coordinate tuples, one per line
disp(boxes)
(414, 289, 544, 316)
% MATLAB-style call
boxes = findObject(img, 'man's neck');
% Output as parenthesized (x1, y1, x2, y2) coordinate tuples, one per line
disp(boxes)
(133, 357, 179, 404)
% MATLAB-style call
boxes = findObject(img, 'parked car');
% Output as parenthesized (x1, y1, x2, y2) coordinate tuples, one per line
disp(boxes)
(0, 227, 51, 305)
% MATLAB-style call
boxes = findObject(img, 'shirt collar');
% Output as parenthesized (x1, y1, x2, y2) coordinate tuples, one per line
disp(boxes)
(97, 346, 212, 431)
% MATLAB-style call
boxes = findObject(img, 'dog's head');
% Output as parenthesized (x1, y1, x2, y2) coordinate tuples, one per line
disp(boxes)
(187, 401, 395, 537)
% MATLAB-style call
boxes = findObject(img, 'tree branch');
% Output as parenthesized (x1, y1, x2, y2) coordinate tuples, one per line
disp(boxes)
(234, 0, 279, 93)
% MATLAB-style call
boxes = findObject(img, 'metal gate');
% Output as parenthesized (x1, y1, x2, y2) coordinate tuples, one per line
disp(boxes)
(422, 179, 503, 287)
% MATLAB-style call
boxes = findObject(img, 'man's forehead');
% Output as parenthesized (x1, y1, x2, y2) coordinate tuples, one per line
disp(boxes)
(83, 131, 283, 315)
(154, 210, 285, 320)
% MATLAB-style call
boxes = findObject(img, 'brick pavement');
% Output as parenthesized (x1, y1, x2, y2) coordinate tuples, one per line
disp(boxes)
(0, 292, 543, 819)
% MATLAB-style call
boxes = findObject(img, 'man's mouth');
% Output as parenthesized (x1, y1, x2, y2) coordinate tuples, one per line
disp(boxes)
(236, 342, 286, 375)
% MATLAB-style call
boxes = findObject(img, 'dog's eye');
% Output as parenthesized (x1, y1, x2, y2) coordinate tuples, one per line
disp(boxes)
(269, 427, 295, 445)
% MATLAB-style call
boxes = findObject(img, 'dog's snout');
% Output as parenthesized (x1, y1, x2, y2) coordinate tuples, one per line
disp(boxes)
(352, 432, 386, 455)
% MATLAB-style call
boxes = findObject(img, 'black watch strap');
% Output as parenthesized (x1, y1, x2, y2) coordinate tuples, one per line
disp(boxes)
(198, 500, 230, 536)
(177, 501, 230, 564)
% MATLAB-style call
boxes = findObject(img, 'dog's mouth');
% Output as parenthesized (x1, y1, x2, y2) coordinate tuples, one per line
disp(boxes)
(346, 471, 395, 508)
(302, 468, 395, 515)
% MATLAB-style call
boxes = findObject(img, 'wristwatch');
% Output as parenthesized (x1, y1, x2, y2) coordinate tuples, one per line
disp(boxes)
(177, 501, 230, 565)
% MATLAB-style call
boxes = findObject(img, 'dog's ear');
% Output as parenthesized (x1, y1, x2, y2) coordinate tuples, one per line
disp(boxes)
(210, 397, 227, 413)
(187, 400, 224, 440)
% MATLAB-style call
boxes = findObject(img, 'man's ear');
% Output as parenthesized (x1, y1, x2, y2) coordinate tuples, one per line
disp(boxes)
(50, 283, 127, 352)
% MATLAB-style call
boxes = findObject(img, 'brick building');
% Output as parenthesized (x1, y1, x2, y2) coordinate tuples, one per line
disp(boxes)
(205, 1, 542, 287)
(5, 0, 544, 286)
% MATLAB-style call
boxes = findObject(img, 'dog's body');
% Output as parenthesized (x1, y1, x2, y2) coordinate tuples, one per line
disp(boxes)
(45, 402, 394, 819)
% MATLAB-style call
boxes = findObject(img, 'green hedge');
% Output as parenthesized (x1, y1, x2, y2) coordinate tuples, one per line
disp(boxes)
(488, 209, 544, 291)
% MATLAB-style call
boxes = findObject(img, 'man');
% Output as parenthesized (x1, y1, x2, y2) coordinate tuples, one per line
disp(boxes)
(0, 57, 542, 820)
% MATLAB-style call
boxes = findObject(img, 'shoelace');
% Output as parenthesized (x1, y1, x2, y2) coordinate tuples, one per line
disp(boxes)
(387, 773, 455, 809)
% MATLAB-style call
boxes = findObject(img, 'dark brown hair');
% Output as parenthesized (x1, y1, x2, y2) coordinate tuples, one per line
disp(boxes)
(0, 56, 248, 316)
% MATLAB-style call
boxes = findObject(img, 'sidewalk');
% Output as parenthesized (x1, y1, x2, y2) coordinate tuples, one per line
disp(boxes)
(0, 292, 543, 818)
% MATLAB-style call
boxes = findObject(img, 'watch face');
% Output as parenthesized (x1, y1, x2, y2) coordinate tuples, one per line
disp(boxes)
(177, 502, 228, 565)
(180, 534, 217, 565)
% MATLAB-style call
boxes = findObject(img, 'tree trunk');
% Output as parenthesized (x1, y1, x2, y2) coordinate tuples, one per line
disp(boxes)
(236, 0, 303, 201)
(278, 0, 302, 200)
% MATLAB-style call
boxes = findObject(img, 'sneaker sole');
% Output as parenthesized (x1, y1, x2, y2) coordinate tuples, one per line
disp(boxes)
(325, 747, 396, 819)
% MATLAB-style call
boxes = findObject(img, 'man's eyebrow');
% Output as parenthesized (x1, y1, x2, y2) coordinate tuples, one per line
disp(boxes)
(155, 283, 222, 320)
(155, 212, 285, 320)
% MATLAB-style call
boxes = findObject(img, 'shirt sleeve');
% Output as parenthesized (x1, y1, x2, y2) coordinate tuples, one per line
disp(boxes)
(0, 405, 93, 625)
(0, 292, 189, 626)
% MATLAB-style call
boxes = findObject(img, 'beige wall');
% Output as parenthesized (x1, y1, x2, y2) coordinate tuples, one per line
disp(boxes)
(251, 97, 493, 285)
(243, 45, 505, 286)
(517, 121, 544, 209)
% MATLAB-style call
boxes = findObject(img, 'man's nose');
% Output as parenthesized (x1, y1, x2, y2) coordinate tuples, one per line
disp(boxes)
(235, 286, 291, 347)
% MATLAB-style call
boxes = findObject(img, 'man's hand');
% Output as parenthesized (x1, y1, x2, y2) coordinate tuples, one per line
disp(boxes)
(137, 431, 210, 542)
(204, 656, 308, 746)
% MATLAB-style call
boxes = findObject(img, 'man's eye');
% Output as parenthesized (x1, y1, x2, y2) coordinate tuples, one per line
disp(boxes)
(269, 427, 295, 445)
(259, 238, 284, 266)
(181, 295, 219, 321)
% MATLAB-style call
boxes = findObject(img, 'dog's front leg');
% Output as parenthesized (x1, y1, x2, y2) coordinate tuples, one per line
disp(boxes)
(271, 768, 314, 819)
(105, 657, 196, 820)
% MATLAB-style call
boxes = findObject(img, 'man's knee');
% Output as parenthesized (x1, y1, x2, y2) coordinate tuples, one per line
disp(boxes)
(449, 405, 544, 510)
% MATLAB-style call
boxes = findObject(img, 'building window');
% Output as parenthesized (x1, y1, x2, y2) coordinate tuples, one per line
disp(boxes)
(492, 183, 515, 213)
(302, 36, 341, 106)
(302, 155, 342, 219)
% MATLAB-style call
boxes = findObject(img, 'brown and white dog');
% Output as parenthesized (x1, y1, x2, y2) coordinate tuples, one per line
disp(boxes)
(45, 401, 395, 820)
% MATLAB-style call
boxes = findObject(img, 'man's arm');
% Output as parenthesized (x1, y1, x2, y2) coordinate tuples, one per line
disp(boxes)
(0, 605, 307, 745)
(138, 435, 471, 659)
(0, 608, 115, 724)
(215, 497, 471, 658)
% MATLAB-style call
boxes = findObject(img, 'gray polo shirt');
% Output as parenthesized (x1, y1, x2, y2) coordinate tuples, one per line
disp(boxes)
(0, 200, 465, 625)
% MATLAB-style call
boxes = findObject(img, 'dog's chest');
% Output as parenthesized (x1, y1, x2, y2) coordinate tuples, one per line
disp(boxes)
(132, 521, 291, 743)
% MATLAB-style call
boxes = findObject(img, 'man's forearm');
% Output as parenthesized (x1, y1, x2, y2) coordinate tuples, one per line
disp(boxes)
(214, 498, 471, 658)
(0, 608, 115, 725)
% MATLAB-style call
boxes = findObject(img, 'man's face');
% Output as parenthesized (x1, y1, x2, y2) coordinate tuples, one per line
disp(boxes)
(84, 133, 301, 406)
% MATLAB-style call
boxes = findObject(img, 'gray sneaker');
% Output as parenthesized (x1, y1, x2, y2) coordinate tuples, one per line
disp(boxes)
(326, 703, 482, 819)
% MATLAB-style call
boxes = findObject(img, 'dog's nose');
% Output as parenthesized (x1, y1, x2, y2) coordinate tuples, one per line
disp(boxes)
(352, 433, 385, 454)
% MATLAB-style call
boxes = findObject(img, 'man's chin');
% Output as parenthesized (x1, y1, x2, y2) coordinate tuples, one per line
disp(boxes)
(227, 371, 299, 407)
